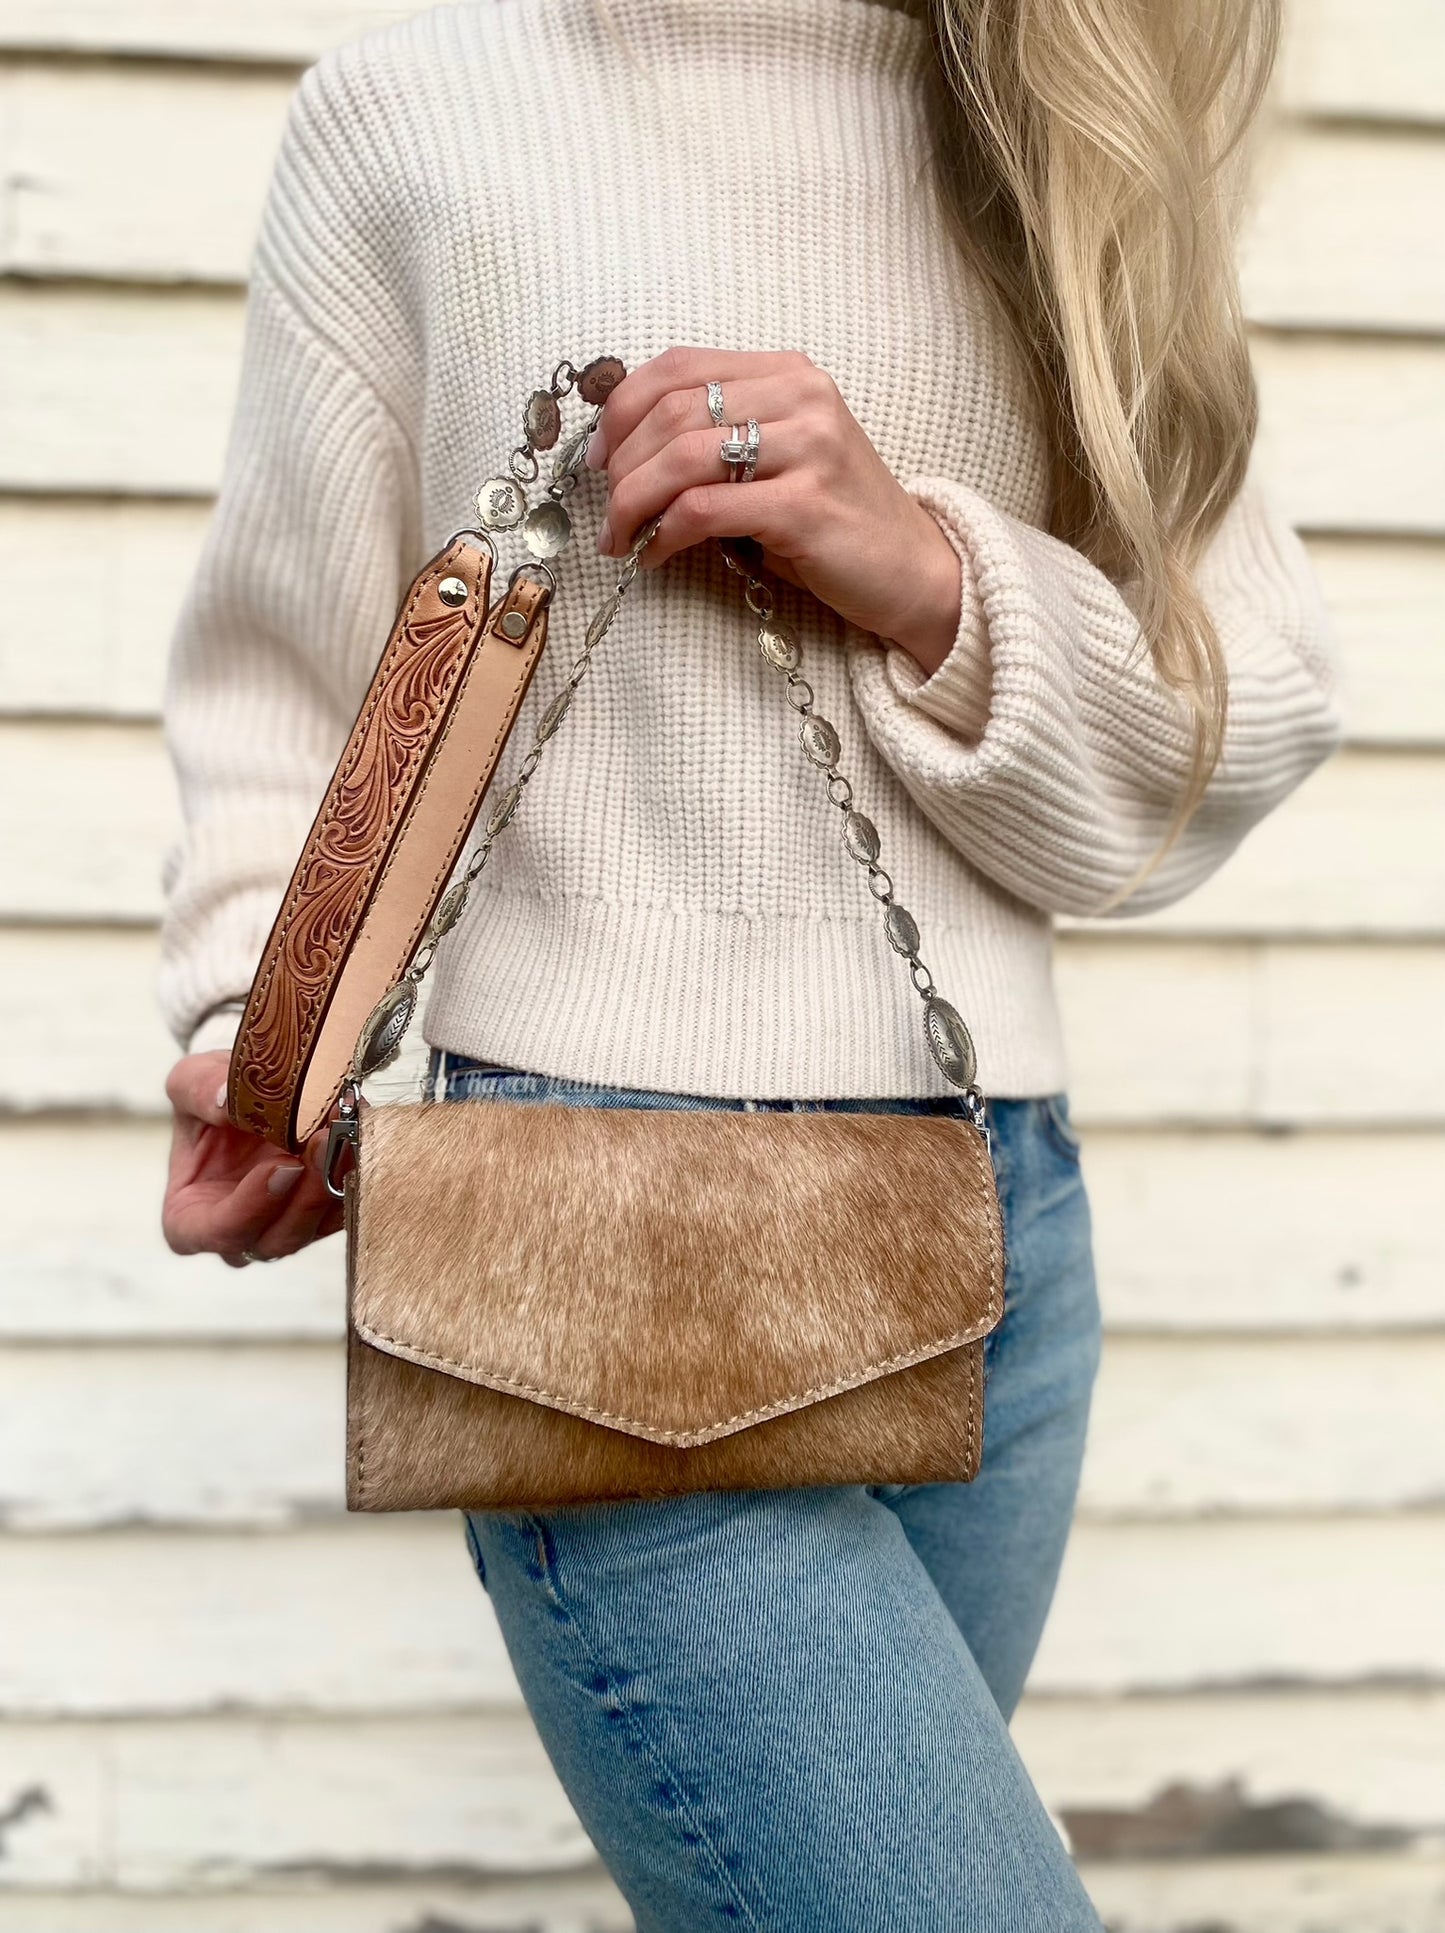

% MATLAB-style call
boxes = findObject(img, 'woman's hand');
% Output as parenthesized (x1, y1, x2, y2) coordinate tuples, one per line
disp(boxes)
(585, 345, 964, 678)
(161, 1050, 345, 1267)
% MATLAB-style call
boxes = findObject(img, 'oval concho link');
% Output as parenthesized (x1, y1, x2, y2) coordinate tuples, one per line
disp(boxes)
(842, 810, 880, 865)
(354, 980, 417, 1079)
(799, 714, 841, 769)
(552, 426, 592, 484)
(537, 686, 572, 741)
(487, 780, 523, 837)
(922, 994, 977, 1089)
(885, 902, 921, 958)
(758, 619, 799, 672)
(586, 592, 623, 651)
(431, 880, 470, 938)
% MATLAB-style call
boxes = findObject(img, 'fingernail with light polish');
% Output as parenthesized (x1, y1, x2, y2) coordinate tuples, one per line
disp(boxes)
(214, 1084, 229, 1112)
(267, 1163, 304, 1196)
(596, 518, 613, 554)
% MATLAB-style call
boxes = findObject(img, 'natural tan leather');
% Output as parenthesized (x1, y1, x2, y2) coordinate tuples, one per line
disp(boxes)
(228, 539, 550, 1152)
(344, 1098, 1006, 1509)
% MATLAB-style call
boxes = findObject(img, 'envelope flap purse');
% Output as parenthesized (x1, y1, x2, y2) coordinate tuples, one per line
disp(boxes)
(349, 1099, 1004, 1449)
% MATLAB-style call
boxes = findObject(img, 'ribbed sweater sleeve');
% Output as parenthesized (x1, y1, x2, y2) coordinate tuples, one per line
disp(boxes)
(156, 60, 416, 1054)
(845, 467, 1345, 917)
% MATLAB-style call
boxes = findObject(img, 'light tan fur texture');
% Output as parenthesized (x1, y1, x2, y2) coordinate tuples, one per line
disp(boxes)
(346, 1098, 1005, 1511)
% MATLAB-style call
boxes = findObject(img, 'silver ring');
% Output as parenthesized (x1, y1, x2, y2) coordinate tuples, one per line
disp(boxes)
(719, 418, 761, 483)
(706, 380, 726, 426)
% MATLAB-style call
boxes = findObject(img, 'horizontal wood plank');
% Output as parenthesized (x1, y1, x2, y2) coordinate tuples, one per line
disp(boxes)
(1053, 937, 1445, 1126)
(0, 1119, 343, 1338)
(0, 1343, 343, 1530)
(1249, 332, 1445, 535)
(1016, 1686, 1445, 1837)
(3, 1690, 1444, 1892)
(1034, 1513, 1445, 1693)
(0, 1518, 520, 1717)
(1082, 1127, 1445, 1331)
(4, 289, 1445, 532)
(0, 284, 241, 496)
(8, 1864, 1445, 1933)
(1240, 124, 1445, 333)
(1082, 1334, 1445, 1518)
(0, 498, 211, 717)
(0, 61, 289, 283)
(1279, 0, 1445, 126)
(1082, 1855, 1445, 1933)
(0, 722, 178, 921)
(1306, 537, 1445, 745)
(5, 1331, 1443, 1529)
(1, 1511, 1442, 1714)
(4, 925, 1442, 1125)
(0, 1886, 630, 1933)
(6, 1118, 1438, 1341)
(0, 2, 410, 61)
(14, 727, 1444, 935)
(0, 1711, 592, 1893)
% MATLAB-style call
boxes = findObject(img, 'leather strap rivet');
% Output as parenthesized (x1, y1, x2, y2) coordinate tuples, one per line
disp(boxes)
(437, 576, 470, 608)
(500, 609, 530, 640)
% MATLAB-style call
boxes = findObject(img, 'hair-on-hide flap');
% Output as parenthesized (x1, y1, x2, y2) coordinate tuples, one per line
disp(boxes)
(344, 1095, 1005, 1510)
(349, 1097, 1004, 1442)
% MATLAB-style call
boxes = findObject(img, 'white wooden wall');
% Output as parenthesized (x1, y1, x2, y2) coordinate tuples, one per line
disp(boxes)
(1, 3, 1443, 1928)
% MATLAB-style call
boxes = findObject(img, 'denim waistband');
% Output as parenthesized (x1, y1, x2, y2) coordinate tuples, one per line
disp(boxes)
(426, 1046, 1073, 1130)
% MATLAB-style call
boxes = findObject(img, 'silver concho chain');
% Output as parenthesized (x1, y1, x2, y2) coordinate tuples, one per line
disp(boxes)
(349, 353, 984, 1135)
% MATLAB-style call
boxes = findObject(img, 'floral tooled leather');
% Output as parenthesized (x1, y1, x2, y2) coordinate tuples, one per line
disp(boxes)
(228, 541, 495, 1148)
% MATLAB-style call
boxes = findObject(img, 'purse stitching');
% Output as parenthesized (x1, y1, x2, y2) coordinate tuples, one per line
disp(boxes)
(352, 1321, 994, 1444)
(239, 550, 545, 1146)
(355, 596, 546, 1029)
(233, 545, 471, 1134)
(967, 1341, 981, 1474)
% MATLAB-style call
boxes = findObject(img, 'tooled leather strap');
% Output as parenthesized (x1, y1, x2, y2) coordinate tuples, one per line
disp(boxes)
(227, 536, 552, 1153)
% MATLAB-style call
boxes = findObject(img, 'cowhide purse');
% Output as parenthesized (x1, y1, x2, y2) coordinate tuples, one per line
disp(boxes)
(226, 353, 1005, 1512)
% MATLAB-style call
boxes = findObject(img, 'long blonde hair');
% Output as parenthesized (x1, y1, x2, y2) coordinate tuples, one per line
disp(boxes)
(916, 0, 1281, 904)
(590, 0, 1283, 905)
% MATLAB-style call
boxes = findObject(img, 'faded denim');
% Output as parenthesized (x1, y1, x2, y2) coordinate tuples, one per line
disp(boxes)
(434, 1048, 1105, 1932)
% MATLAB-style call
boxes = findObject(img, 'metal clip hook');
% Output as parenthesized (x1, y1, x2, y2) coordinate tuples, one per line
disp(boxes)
(324, 1083, 361, 1201)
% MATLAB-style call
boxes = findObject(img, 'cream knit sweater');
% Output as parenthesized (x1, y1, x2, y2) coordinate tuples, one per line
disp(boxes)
(158, 0, 1342, 1099)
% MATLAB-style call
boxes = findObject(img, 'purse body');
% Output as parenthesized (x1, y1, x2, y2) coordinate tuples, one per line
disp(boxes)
(345, 1095, 1005, 1509)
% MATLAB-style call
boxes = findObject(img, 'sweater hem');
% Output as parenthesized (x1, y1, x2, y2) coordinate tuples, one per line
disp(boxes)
(420, 888, 1068, 1100)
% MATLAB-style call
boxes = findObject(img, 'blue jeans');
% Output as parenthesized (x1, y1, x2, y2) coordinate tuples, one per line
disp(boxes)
(434, 1049, 1105, 1932)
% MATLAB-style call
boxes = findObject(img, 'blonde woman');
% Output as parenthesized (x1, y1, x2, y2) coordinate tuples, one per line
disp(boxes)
(158, 0, 1340, 1923)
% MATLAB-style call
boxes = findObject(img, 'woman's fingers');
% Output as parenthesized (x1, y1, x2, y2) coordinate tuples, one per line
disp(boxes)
(588, 345, 804, 468)
(165, 1047, 235, 1133)
(175, 1152, 308, 1265)
(594, 367, 800, 495)
(236, 1124, 344, 1262)
(223, 1113, 355, 1260)
(162, 1056, 366, 1266)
